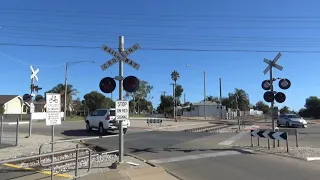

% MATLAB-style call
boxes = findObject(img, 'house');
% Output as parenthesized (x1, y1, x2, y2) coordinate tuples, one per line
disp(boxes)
(183, 101, 227, 118)
(32, 99, 46, 112)
(0, 95, 30, 114)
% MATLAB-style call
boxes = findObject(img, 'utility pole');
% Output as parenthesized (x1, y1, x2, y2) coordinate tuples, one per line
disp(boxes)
(161, 91, 167, 96)
(203, 71, 207, 119)
(184, 93, 186, 104)
(219, 78, 222, 119)
(170, 83, 176, 121)
(64, 63, 68, 122)
(118, 36, 124, 162)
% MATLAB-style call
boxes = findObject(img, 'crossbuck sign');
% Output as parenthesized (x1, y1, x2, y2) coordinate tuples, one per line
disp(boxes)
(263, 52, 283, 75)
(100, 43, 141, 71)
(30, 65, 39, 81)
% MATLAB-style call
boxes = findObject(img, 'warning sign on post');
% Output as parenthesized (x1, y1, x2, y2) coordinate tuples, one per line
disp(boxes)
(46, 93, 61, 126)
(115, 100, 129, 121)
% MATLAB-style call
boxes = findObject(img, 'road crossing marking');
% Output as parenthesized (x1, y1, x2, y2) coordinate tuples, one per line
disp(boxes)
(148, 151, 241, 164)
(218, 132, 247, 146)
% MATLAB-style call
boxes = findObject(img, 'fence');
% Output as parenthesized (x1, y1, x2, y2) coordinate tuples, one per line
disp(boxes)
(0, 116, 20, 146)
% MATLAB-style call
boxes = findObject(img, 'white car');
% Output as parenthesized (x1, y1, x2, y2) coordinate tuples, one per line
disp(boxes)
(85, 108, 130, 134)
(277, 114, 307, 128)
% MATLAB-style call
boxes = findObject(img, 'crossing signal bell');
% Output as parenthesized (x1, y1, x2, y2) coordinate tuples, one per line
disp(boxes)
(99, 77, 116, 93)
(123, 76, 140, 93)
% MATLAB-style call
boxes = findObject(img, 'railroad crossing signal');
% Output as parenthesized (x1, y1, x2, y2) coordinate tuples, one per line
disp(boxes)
(100, 43, 141, 71)
(275, 92, 286, 103)
(123, 76, 140, 93)
(279, 78, 291, 90)
(99, 77, 116, 93)
(261, 80, 271, 90)
(263, 91, 274, 103)
(263, 52, 283, 75)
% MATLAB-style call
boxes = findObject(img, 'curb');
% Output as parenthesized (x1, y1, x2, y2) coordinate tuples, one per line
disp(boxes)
(125, 153, 157, 167)
(3, 163, 73, 178)
(124, 153, 183, 180)
(231, 145, 310, 162)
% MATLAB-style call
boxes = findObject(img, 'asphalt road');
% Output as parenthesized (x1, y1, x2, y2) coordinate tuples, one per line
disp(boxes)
(84, 130, 320, 180)
(1, 120, 320, 179)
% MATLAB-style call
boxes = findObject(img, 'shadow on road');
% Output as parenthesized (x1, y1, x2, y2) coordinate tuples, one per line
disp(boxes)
(0, 167, 38, 180)
(61, 129, 118, 137)
(127, 147, 254, 155)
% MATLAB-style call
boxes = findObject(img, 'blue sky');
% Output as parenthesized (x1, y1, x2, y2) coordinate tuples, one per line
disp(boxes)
(1, 0, 320, 111)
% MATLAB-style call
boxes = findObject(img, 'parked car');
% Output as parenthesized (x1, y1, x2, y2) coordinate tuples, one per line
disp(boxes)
(277, 114, 307, 128)
(85, 108, 130, 134)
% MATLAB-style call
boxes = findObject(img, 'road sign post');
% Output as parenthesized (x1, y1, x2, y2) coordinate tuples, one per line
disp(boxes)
(263, 52, 283, 148)
(45, 93, 61, 180)
(100, 36, 140, 163)
(27, 65, 39, 138)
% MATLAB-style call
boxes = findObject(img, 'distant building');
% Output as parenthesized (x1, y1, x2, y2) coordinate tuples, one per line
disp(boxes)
(182, 101, 227, 118)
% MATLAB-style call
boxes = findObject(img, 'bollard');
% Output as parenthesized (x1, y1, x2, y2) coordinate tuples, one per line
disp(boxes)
(15, 117, 19, 146)
(75, 144, 79, 180)
(295, 129, 298, 147)
(0, 116, 3, 144)
(268, 138, 270, 150)
(257, 137, 260, 146)
(250, 134, 253, 147)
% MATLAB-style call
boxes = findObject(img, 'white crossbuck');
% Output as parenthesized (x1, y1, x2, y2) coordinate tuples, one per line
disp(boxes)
(100, 43, 141, 71)
(263, 52, 283, 75)
(30, 65, 39, 81)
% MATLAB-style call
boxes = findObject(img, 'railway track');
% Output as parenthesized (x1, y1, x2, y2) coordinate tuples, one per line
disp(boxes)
(2, 145, 118, 173)
(184, 124, 235, 133)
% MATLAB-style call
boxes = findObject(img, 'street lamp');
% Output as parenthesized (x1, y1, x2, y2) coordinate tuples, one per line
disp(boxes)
(186, 65, 207, 119)
(64, 60, 95, 121)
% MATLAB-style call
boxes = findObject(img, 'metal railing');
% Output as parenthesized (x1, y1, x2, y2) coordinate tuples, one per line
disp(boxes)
(0, 146, 92, 179)
(0, 117, 20, 146)
(38, 134, 119, 155)
(38, 134, 119, 179)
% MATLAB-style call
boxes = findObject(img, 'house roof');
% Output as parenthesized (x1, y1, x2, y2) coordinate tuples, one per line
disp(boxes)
(0, 95, 19, 104)
(193, 101, 218, 106)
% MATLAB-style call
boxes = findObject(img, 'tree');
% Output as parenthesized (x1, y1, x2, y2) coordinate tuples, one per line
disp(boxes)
(228, 89, 250, 111)
(0, 106, 4, 114)
(298, 96, 320, 118)
(175, 84, 184, 98)
(254, 101, 270, 114)
(83, 91, 115, 112)
(45, 83, 78, 112)
(125, 80, 153, 114)
(72, 98, 84, 115)
(157, 95, 174, 117)
(206, 96, 220, 103)
(280, 106, 290, 114)
(35, 95, 44, 101)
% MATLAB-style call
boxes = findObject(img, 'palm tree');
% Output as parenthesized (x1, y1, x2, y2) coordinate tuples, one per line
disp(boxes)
(171, 70, 180, 122)
(230, 88, 250, 111)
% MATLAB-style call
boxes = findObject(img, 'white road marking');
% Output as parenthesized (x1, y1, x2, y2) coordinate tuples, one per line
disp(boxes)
(148, 151, 241, 164)
(306, 157, 320, 161)
(218, 132, 247, 146)
(7, 122, 30, 125)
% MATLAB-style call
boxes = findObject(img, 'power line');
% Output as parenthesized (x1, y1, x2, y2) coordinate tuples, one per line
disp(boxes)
(2, 8, 320, 19)
(0, 52, 66, 68)
(1, 42, 320, 53)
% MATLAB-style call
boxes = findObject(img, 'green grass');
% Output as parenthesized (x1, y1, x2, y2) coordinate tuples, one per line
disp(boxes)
(130, 115, 147, 118)
(65, 116, 85, 121)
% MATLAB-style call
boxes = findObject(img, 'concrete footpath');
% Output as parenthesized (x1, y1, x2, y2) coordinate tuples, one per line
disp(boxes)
(9, 167, 179, 180)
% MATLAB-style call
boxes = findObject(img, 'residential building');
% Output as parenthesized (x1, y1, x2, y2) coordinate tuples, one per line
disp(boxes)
(0, 95, 29, 114)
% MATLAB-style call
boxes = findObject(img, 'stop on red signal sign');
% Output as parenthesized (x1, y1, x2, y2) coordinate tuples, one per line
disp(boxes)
(263, 91, 274, 103)
(275, 92, 286, 103)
